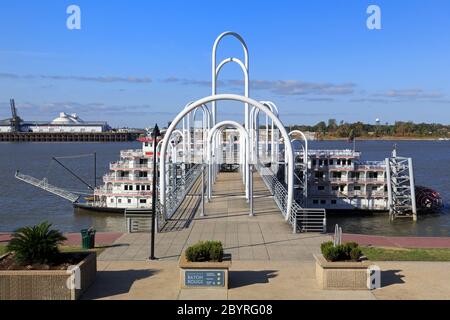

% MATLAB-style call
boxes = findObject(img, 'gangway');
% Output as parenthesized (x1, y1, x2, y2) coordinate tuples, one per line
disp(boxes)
(15, 171, 81, 203)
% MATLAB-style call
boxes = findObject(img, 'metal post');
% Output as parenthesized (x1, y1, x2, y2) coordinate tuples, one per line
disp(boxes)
(94, 152, 97, 189)
(150, 124, 160, 261)
(408, 158, 417, 221)
(249, 164, 254, 216)
(201, 165, 205, 217)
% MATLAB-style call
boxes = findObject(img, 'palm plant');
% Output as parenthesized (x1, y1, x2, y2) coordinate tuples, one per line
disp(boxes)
(7, 221, 67, 265)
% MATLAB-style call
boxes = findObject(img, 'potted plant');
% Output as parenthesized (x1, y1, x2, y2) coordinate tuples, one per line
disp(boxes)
(0, 221, 97, 300)
(179, 241, 231, 289)
(314, 241, 378, 290)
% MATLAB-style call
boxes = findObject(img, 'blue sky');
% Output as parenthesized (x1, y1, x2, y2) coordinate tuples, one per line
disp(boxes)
(0, 0, 449, 128)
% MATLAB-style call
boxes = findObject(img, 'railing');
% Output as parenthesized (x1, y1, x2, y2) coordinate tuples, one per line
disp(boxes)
(15, 172, 81, 203)
(163, 164, 203, 220)
(256, 163, 326, 233)
(103, 174, 152, 182)
(120, 149, 144, 158)
(110, 162, 152, 170)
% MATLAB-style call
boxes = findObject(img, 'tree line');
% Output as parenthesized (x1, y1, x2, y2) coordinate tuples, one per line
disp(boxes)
(287, 119, 450, 139)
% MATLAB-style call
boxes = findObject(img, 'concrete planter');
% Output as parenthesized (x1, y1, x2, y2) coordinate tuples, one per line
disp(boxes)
(314, 254, 374, 290)
(179, 253, 231, 289)
(0, 252, 97, 300)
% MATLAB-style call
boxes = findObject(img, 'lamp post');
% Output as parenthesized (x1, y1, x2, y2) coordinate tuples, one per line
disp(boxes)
(150, 124, 160, 260)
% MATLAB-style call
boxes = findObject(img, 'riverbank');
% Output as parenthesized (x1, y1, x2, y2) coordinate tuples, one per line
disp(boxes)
(319, 136, 446, 141)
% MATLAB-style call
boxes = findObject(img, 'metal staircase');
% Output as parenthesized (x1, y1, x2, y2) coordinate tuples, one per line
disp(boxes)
(385, 149, 417, 221)
(15, 171, 80, 203)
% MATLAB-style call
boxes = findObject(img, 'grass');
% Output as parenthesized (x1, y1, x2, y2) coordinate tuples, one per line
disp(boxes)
(0, 245, 7, 256)
(362, 246, 450, 261)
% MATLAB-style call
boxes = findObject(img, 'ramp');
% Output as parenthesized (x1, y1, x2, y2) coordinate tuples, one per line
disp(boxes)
(15, 171, 80, 203)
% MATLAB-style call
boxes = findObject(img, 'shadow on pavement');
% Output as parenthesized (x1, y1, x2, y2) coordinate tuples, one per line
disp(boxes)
(230, 270, 278, 288)
(381, 269, 405, 287)
(81, 269, 159, 300)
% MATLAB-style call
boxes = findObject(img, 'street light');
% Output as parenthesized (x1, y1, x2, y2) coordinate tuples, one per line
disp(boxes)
(150, 124, 161, 260)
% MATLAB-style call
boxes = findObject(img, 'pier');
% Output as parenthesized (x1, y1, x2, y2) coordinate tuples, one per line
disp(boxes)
(0, 131, 140, 142)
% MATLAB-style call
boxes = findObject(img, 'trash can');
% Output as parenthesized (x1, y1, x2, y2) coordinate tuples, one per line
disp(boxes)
(81, 228, 96, 249)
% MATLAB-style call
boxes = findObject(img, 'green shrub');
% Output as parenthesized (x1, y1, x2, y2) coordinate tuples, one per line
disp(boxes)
(320, 241, 334, 253)
(7, 221, 67, 265)
(322, 245, 341, 262)
(320, 241, 362, 262)
(350, 247, 362, 261)
(185, 241, 224, 262)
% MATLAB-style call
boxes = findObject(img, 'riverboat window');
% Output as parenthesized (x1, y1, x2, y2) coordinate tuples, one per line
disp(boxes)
(124, 185, 128, 191)
(332, 186, 339, 191)
(118, 199, 122, 203)
(332, 172, 341, 178)
(128, 199, 131, 204)
(336, 159, 341, 165)
(320, 200, 326, 205)
(329, 159, 334, 165)
(140, 199, 147, 204)
(312, 159, 317, 166)
(331, 200, 337, 204)
(129, 185, 133, 191)
(147, 185, 151, 191)
(354, 186, 361, 191)
(339, 185, 345, 192)
(348, 159, 352, 165)
(368, 172, 378, 179)
(313, 200, 319, 204)
(110, 199, 114, 203)
(315, 171, 324, 178)
(319, 160, 323, 166)
(136, 185, 140, 191)
(318, 186, 325, 191)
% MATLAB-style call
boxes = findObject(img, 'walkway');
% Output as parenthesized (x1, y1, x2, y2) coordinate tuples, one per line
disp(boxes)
(98, 171, 330, 262)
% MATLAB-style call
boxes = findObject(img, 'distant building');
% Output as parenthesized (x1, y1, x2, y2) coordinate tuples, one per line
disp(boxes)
(0, 112, 110, 133)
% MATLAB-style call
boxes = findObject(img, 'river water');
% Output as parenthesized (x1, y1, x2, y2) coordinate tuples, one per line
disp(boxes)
(0, 140, 449, 236)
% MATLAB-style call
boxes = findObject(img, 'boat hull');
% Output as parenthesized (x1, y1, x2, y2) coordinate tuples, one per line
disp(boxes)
(73, 203, 126, 215)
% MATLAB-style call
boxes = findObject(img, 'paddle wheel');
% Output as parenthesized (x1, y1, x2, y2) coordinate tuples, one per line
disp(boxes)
(415, 186, 444, 213)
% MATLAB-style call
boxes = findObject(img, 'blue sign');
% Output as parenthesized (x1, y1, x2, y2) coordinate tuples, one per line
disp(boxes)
(185, 270, 225, 287)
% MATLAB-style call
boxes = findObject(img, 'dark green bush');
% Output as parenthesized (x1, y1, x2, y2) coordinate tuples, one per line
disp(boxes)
(350, 247, 362, 261)
(7, 221, 67, 265)
(320, 241, 362, 262)
(320, 241, 334, 253)
(322, 245, 341, 261)
(185, 241, 224, 262)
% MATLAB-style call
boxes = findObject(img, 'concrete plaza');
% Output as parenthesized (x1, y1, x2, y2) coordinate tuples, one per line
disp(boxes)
(83, 172, 450, 300)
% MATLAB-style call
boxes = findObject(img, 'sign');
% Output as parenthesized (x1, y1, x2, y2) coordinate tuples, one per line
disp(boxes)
(185, 270, 225, 287)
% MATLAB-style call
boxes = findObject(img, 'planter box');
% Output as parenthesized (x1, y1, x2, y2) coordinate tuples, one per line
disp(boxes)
(314, 254, 375, 290)
(0, 252, 97, 300)
(179, 253, 231, 289)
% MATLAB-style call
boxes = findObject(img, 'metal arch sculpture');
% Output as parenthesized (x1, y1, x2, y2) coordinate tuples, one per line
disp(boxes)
(212, 31, 250, 127)
(261, 101, 280, 162)
(207, 121, 249, 197)
(289, 130, 309, 166)
(289, 130, 309, 205)
(159, 94, 295, 221)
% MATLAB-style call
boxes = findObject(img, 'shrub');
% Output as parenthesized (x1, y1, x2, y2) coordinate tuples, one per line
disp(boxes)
(320, 241, 334, 253)
(350, 247, 362, 261)
(320, 241, 362, 262)
(322, 245, 341, 262)
(185, 241, 224, 262)
(7, 221, 67, 265)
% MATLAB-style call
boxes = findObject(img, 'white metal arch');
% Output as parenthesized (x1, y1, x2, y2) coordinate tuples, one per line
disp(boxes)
(289, 130, 309, 165)
(160, 94, 295, 221)
(212, 32, 249, 127)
